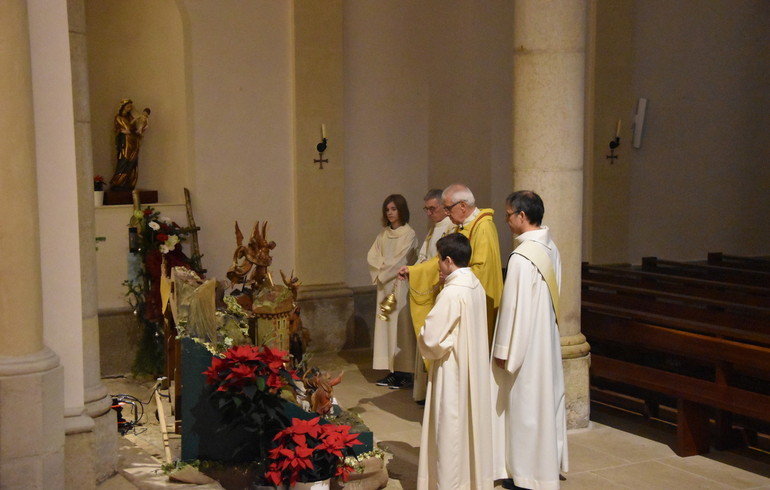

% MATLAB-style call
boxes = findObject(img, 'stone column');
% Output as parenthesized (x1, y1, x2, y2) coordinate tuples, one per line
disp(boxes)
(293, 0, 353, 353)
(67, 0, 117, 482)
(0, 0, 65, 487)
(27, 0, 102, 486)
(511, 0, 591, 428)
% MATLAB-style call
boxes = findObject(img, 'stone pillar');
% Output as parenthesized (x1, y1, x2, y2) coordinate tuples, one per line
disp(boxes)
(511, 0, 591, 428)
(293, 0, 353, 352)
(0, 0, 65, 487)
(67, 0, 117, 482)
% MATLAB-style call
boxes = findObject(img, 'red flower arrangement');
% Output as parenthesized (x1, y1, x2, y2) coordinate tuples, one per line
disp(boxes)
(203, 344, 298, 396)
(265, 416, 362, 486)
(203, 344, 300, 462)
(94, 175, 105, 191)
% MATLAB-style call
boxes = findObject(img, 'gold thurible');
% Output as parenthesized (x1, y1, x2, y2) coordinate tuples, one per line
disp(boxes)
(377, 283, 398, 321)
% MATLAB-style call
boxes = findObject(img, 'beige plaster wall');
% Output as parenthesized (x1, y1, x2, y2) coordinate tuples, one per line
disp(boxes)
(424, 1, 515, 232)
(85, 0, 189, 204)
(343, 1, 515, 288)
(589, 0, 770, 264)
(586, 0, 633, 264)
(87, 1, 295, 294)
(87, 1, 515, 296)
(181, 1, 295, 283)
(293, 0, 346, 286)
(344, 1, 430, 288)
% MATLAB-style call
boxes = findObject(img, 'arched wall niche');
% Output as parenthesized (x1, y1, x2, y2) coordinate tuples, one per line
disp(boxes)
(86, 0, 189, 204)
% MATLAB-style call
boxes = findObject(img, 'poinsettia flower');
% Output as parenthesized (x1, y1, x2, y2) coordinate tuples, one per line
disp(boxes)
(225, 363, 257, 386)
(268, 446, 294, 460)
(289, 417, 323, 439)
(266, 373, 285, 392)
(295, 444, 313, 459)
(155, 233, 169, 242)
(225, 344, 260, 364)
(291, 433, 307, 447)
(260, 345, 290, 370)
(202, 356, 228, 385)
(265, 468, 283, 486)
(267, 416, 361, 486)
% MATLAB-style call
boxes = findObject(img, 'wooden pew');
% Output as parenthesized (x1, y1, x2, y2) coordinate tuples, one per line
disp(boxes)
(582, 279, 770, 320)
(582, 258, 770, 456)
(582, 263, 770, 308)
(642, 256, 770, 288)
(707, 252, 770, 272)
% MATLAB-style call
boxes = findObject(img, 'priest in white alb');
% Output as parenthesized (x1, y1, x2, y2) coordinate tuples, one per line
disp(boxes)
(491, 191, 568, 490)
(413, 188, 456, 404)
(416, 233, 494, 490)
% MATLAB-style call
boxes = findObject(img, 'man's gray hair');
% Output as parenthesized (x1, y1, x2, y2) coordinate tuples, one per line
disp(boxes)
(423, 188, 443, 202)
(443, 184, 475, 207)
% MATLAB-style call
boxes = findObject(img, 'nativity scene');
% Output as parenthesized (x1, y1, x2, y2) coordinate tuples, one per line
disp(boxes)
(124, 212, 388, 489)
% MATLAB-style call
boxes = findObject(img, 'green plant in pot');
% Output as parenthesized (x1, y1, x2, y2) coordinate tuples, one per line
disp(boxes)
(265, 416, 362, 487)
(202, 344, 299, 463)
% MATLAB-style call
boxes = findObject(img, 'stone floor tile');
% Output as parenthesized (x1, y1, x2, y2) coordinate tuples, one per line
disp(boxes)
(567, 422, 677, 463)
(98, 473, 141, 489)
(565, 440, 631, 473)
(658, 454, 770, 489)
(704, 448, 770, 481)
(560, 471, 632, 489)
(99, 348, 770, 489)
(592, 460, 734, 489)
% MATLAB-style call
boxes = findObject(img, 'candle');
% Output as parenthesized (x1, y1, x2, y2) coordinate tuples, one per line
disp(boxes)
(321, 124, 326, 139)
(615, 119, 621, 138)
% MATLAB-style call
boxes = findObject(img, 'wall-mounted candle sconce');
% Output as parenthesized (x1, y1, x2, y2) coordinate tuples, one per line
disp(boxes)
(314, 124, 328, 169)
(606, 119, 621, 163)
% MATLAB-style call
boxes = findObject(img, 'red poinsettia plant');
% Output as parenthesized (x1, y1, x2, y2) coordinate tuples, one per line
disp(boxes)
(203, 344, 299, 461)
(265, 416, 363, 486)
(93, 175, 105, 191)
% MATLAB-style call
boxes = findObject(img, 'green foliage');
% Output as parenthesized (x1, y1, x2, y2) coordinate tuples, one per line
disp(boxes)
(122, 205, 195, 376)
(203, 345, 299, 464)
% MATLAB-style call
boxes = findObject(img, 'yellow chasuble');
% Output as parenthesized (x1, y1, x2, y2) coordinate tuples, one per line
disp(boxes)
(407, 208, 503, 342)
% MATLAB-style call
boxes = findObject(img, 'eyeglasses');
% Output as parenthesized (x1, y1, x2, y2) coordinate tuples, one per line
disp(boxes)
(506, 210, 520, 219)
(443, 201, 463, 214)
(423, 206, 439, 213)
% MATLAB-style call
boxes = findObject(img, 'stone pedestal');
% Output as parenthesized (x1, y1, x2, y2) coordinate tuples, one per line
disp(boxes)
(0, 349, 65, 488)
(563, 354, 591, 429)
(104, 189, 158, 205)
(298, 284, 354, 354)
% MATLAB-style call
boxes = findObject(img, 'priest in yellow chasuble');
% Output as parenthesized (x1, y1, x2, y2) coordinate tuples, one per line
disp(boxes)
(400, 184, 503, 343)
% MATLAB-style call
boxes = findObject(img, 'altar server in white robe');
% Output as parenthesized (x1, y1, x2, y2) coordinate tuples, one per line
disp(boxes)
(417, 233, 494, 490)
(491, 191, 568, 490)
(368, 194, 419, 388)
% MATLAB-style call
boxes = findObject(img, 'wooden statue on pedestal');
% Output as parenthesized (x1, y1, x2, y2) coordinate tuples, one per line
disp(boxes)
(106, 98, 157, 205)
